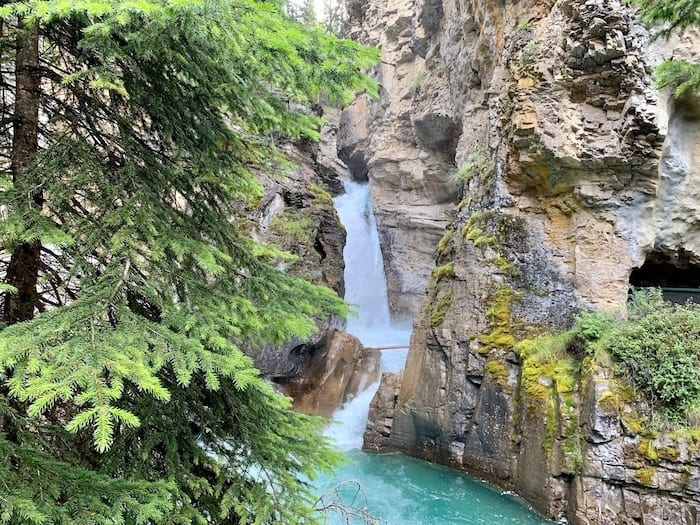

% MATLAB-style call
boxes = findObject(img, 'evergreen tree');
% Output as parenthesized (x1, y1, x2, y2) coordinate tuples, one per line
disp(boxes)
(631, 0, 700, 96)
(0, 1, 377, 523)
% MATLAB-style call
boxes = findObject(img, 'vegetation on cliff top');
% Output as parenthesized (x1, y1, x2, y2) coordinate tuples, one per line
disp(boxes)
(514, 291, 699, 470)
(539, 290, 700, 424)
(630, 0, 700, 96)
(0, 0, 378, 522)
(600, 290, 700, 422)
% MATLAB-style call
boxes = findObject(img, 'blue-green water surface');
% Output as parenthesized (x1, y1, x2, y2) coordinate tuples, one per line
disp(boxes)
(316, 450, 551, 525)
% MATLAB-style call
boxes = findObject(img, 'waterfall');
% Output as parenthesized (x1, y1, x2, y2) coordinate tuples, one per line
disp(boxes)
(330, 180, 410, 450)
(318, 180, 551, 525)
(333, 180, 411, 348)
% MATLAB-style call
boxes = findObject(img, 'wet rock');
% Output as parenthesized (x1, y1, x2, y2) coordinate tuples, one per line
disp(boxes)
(244, 118, 349, 388)
(279, 331, 380, 418)
(363, 371, 402, 450)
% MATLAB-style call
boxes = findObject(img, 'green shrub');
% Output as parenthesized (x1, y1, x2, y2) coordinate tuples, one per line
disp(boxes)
(626, 287, 667, 321)
(573, 310, 614, 344)
(604, 290, 700, 420)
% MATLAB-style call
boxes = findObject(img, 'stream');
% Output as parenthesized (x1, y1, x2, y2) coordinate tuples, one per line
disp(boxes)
(316, 180, 550, 524)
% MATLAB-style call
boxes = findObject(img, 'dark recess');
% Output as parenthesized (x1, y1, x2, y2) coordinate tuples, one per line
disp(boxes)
(629, 250, 700, 303)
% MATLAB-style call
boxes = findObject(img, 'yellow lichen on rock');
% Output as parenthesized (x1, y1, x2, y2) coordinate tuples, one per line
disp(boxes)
(478, 286, 518, 353)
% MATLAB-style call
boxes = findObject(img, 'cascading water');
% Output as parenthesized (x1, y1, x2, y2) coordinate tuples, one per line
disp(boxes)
(333, 180, 411, 349)
(326, 180, 410, 450)
(317, 180, 550, 524)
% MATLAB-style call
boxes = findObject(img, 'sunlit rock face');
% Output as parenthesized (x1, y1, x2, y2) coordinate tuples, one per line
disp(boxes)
(278, 330, 380, 418)
(348, 0, 700, 521)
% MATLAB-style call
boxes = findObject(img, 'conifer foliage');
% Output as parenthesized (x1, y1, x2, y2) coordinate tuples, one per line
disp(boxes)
(0, 1, 377, 522)
(631, 0, 700, 96)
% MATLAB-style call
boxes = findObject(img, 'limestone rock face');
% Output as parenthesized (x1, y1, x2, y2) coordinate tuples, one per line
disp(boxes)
(255, 127, 348, 298)
(279, 330, 380, 418)
(353, 0, 700, 522)
(363, 370, 402, 451)
(570, 367, 700, 525)
(338, 0, 463, 316)
(239, 120, 381, 424)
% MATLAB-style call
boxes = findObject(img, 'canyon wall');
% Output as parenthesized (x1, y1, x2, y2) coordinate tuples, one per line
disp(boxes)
(346, 0, 700, 522)
(245, 121, 379, 416)
(338, 0, 463, 316)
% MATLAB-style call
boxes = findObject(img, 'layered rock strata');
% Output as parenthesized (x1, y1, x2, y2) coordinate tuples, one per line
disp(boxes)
(354, 0, 700, 522)
(245, 124, 347, 381)
(338, 0, 462, 316)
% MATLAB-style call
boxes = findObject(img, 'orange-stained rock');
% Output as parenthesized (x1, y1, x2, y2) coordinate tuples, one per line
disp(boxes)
(279, 331, 380, 418)
(350, 0, 700, 521)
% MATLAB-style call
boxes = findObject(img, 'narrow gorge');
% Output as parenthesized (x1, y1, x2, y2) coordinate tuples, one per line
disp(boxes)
(318, 179, 548, 524)
(337, 0, 700, 523)
(244, 0, 699, 522)
(2, 0, 696, 522)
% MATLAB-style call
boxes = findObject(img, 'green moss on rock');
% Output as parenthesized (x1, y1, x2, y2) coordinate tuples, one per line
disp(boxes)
(515, 331, 580, 459)
(485, 359, 512, 393)
(309, 183, 333, 204)
(598, 391, 620, 413)
(269, 213, 315, 245)
(437, 230, 455, 254)
(516, 332, 577, 404)
(670, 428, 700, 449)
(622, 414, 645, 435)
(635, 467, 656, 486)
(478, 286, 518, 353)
(638, 438, 659, 461)
(657, 446, 680, 461)
(473, 234, 497, 248)
(430, 290, 453, 327)
(432, 262, 455, 284)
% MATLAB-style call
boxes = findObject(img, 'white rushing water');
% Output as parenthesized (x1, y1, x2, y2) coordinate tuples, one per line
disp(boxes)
(329, 180, 411, 450)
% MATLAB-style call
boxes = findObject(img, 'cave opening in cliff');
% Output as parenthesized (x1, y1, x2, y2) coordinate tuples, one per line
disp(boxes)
(629, 250, 700, 304)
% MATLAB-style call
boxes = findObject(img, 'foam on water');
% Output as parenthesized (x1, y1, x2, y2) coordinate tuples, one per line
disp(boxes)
(333, 180, 411, 349)
(323, 386, 379, 451)
(330, 180, 411, 448)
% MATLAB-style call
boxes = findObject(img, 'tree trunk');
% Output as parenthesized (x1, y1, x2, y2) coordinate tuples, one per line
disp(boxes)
(4, 19, 41, 325)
